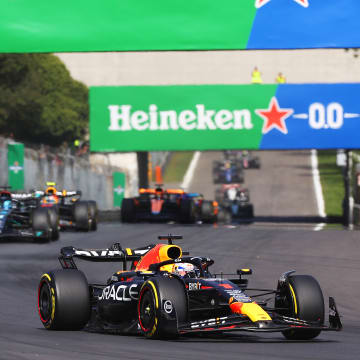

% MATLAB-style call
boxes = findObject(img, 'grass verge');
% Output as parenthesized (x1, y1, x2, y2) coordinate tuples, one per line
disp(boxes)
(163, 152, 194, 183)
(317, 150, 344, 217)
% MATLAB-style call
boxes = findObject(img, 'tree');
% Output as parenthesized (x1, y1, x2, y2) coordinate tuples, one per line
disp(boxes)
(0, 54, 89, 146)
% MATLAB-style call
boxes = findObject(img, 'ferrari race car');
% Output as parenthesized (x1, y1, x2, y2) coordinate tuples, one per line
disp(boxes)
(0, 189, 54, 242)
(121, 186, 218, 223)
(38, 235, 342, 340)
(215, 184, 254, 219)
(34, 183, 98, 234)
(213, 160, 244, 184)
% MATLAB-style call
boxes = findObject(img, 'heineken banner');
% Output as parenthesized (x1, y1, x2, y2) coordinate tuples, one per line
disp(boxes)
(7, 143, 25, 190)
(90, 84, 360, 151)
(1, 0, 359, 52)
(113, 172, 126, 207)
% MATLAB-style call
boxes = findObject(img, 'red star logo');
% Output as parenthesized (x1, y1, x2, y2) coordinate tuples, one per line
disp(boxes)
(255, 0, 309, 8)
(255, 0, 271, 8)
(255, 97, 294, 134)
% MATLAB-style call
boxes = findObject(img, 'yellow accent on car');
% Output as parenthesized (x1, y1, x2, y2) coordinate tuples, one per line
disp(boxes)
(51, 288, 55, 321)
(241, 303, 272, 322)
(42, 274, 51, 282)
(289, 284, 298, 316)
(125, 248, 133, 255)
(147, 281, 159, 309)
(241, 269, 251, 272)
(158, 245, 182, 262)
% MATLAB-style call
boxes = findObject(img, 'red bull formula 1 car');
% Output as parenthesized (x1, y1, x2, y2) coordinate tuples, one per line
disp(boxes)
(37, 235, 342, 340)
(121, 186, 218, 223)
(34, 183, 98, 235)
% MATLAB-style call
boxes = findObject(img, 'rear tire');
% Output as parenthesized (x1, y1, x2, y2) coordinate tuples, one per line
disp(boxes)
(121, 198, 136, 222)
(38, 270, 90, 330)
(138, 277, 187, 339)
(276, 275, 324, 340)
(32, 208, 52, 242)
(74, 201, 90, 231)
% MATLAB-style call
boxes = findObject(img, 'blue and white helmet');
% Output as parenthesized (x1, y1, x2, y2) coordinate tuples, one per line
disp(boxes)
(173, 263, 196, 278)
(3, 200, 12, 210)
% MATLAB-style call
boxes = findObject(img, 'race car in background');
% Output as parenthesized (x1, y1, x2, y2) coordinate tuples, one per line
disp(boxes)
(0, 189, 54, 242)
(121, 186, 218, 223)
(215, 184, 254, 219)
(37, 234, 342, 339)
(34, 183, 98, 235)
(224, 150, 261, 169)
(213, 160, 244, 184)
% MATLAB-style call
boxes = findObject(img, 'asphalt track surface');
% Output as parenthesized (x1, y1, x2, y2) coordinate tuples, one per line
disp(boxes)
(1, 151, 357, 359)
(1, 222, 358, 360)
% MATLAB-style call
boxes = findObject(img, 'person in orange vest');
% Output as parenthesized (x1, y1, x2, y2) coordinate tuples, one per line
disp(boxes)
(276, 72, 286, 84)
(251, 66, 262, 84)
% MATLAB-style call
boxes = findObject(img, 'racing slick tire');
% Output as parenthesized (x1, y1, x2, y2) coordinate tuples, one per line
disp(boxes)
(32, 208, 52, 242)
(87, 200, 98, 231)
(179, 199, 196, 223)
(217, 209, 231, 224)
(38, 270, 90, 330)
(74, 201, 91, 231)
(121, 198, 136, 223)
(201, 200, 215, 223)
(48, 207, 60, 241)
(246, 204, 254, 218)
(276, 275, 324, 340)
(138, 277, 188, 339)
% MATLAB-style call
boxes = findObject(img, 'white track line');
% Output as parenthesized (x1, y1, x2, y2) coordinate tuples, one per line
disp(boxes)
(311, 149, 326, 230)
(181, 151, 201, 191)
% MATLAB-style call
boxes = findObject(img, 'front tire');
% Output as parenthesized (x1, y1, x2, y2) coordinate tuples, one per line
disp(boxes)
(276, 275, 324, 340)
(200, 201, 215, 223)
(138, 277, 187, 339)
(48, 207, 60, 241)
(38, 270, 90, 330)
(120, 198, 136, 223)
(87, 200, 98, 231)
(32, 208, 52, 242)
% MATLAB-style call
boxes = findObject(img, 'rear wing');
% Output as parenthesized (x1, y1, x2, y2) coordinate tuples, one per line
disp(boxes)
(58, 243, 155, 270)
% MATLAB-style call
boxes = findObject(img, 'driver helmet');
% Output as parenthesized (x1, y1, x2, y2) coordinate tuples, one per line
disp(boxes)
(154, 187, 164, 199)
(2, 200, 12, 210)
(45, 186, 57, 195)
(172, 263, 196, 278)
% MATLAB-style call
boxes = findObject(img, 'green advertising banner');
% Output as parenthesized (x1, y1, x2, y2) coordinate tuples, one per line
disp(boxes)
(7, 143, 25, 190)
(90, 84, 360, 151)
(90, 85, 274, 152)
(1, 1, 360, 52)
(113, 172, 126, 207)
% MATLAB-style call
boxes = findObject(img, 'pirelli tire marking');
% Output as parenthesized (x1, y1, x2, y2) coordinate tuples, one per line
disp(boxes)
(138, 281, 159, 337)
(38, 274, 56, 329)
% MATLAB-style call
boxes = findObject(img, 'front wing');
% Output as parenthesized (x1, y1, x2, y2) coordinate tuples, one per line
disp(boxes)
(179, 297, 342, 335)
